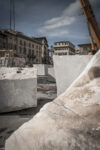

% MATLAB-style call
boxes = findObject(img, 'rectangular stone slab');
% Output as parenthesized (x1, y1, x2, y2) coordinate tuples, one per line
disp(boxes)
(34, 64, 48, 76)
(53, 55, 92, 96)
(0, 67, 37, 113)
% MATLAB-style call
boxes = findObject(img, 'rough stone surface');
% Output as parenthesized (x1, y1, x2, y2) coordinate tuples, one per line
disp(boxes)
(34, 64, 48, 76)
(0, 68, 37, 113)
(53, 55, 92, 96)
(5, 51, 100, 150)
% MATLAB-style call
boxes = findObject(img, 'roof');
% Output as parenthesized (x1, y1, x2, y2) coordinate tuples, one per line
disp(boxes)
(33, 37, 48, 46)
(0, 29, 49, 46)
(0, 29, 42, 45)
(54, 41, 75, 47)
(78, 43, 97, 47)
(16, 32, 42, 45)
(33, 37, 47, 40)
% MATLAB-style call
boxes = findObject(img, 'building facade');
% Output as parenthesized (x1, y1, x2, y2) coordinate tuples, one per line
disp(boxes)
(33, 37, 49, 64)
(48, 46, 54, 65)
(78, 43, 98, 55)
(53, 41, 75, 55)
(0, 29, 49, 64)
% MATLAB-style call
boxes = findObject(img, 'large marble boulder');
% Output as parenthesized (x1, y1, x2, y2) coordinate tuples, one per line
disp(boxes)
(0, 67, 37, 113)
(5, 51, 100, 150)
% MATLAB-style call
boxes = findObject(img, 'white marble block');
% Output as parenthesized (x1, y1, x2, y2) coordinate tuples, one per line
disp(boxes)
(34, 64, 48, 76)
(0, 67, 37, 112)
(53, 55, 92, 96)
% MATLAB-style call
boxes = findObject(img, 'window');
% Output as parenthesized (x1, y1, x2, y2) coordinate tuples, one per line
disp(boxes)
(14, 38, 17, 42)
(3, 43, 6, 48)
(29, 43, 31, 48)
(24, 41, 26, 47)
(0, 45, 2, 49)
(32, 50, 34, 55)
(28, 49, 31, 55)
(14, 45, 17, 50)
(20, 40, 22, 45)
(20, 47, 22, 53)
(9, 43, 12, 49)
(24, 48, 26, 54)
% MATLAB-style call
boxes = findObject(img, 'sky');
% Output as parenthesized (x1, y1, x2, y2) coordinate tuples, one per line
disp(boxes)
(0, 0, 100, 47)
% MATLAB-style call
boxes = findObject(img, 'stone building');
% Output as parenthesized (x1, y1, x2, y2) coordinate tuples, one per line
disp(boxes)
(32, 37, 49, 64)
(0, 31, 8, 50)
(48, 46, 54, 65)
(0, 29, 49, 64)
(53, 41, 75, 55)
(78, 43, 98, 55)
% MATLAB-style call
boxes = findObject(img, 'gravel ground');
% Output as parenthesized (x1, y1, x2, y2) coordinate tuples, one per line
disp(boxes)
(0, 76, 57, 149)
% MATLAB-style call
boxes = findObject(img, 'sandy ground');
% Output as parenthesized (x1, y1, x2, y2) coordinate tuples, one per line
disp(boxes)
(0, 76, 57, 149)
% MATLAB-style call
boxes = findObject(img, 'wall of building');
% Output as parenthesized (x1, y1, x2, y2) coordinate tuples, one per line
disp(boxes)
(34, 37, 49, 64)
(16, 36, 43, 64)
(78, 43, 98, 55)
(54, 41, 75, 55)
(0, 30, 49, 64)
(53, 55, 92, 96)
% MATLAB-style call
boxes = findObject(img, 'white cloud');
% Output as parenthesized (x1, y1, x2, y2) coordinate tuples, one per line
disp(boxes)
(42, 16, 75, 30)
(38, 0, 80, 37)
(63, 0, 80, 16)
(48, 30, 69, 37)
(38, 0, 99, 38)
